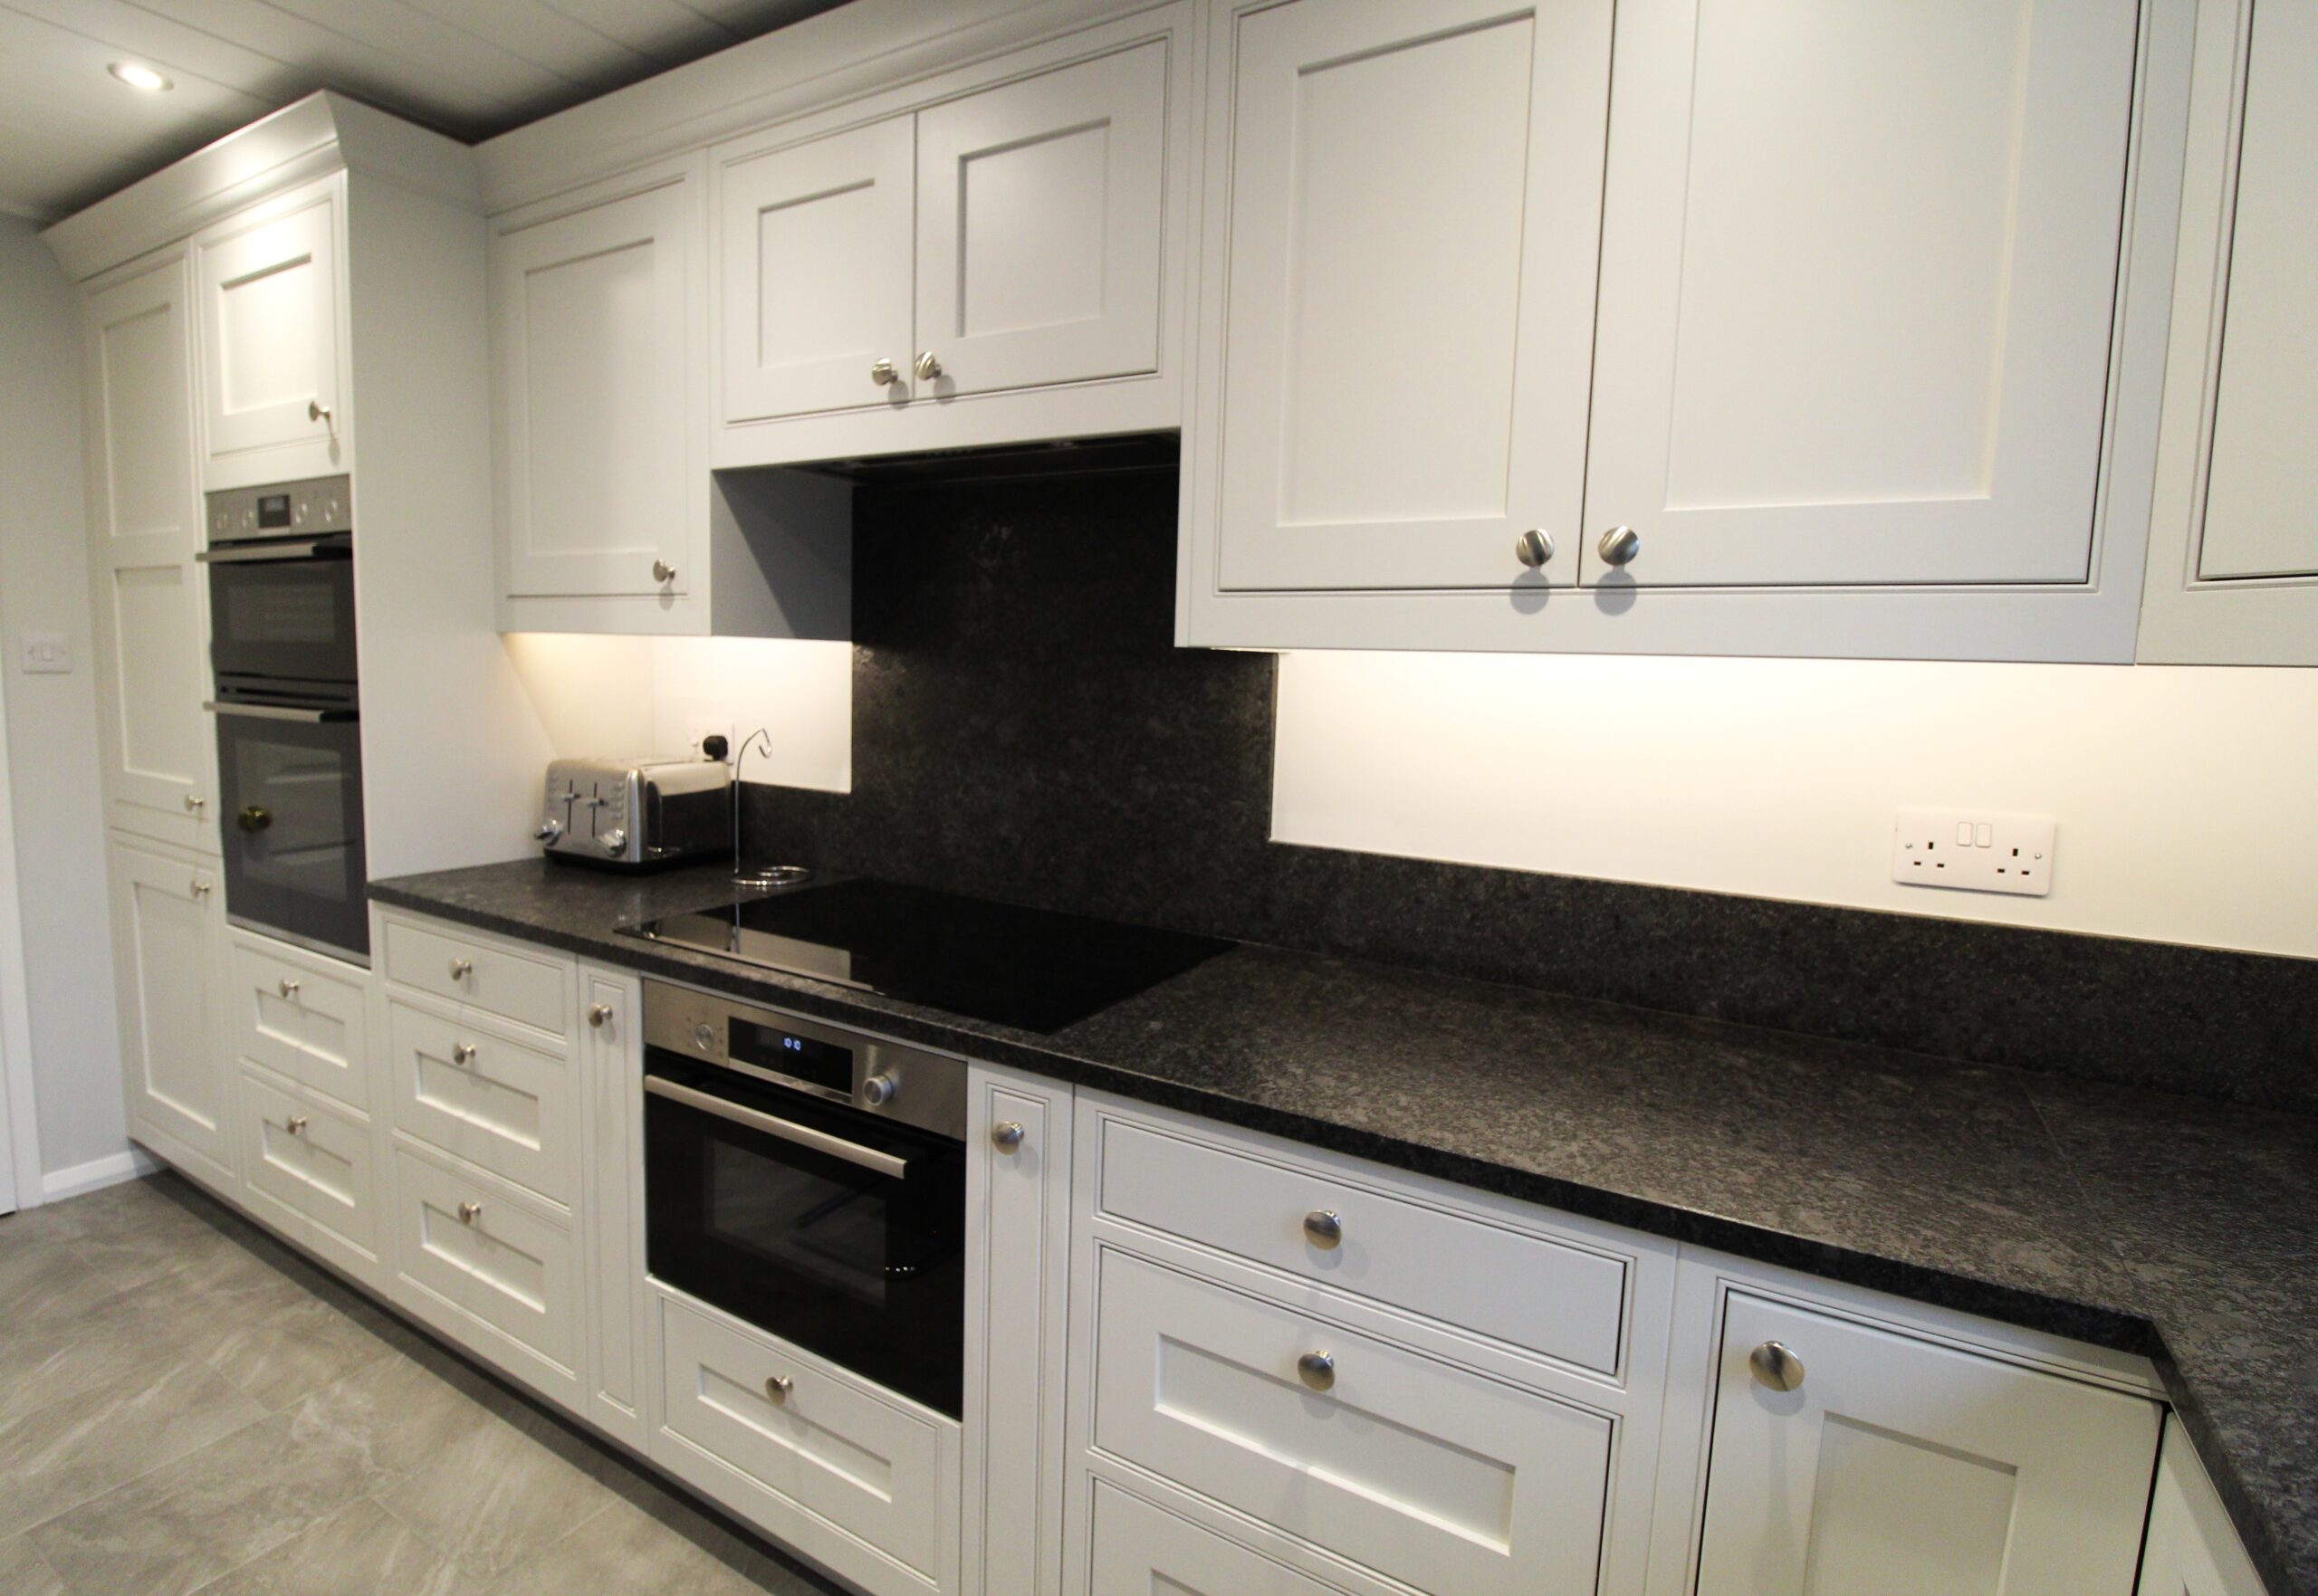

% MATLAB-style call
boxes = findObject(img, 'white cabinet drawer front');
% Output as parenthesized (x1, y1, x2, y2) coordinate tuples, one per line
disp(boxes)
(658, 1291, 950, 1582)
(393, 1149, 579, 1376)
(913, 40, 1168, 399)
(1697, 1292, 2162, 1596)
(232, 941, 369, 1109)
(240, 1069, 374, 1249)
(1088, 1479, 1353, 1596)
(1098, 1117, 1626, 1373)
(382, 916, 569, 1037)
(1091, 1249, 1611, 1596)
(388, 999, 571, 1204)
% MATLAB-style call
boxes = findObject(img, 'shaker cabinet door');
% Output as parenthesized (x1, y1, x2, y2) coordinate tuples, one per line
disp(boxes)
(109, 836, 233, 1186)
(82, 258, 217, 853)
(1581, 0, 2140, 588)
(719, 117, 916, 423)
(1212, 0, 1611, 592)
(493, 171, 695, 600)
(196, 185, 343, 478)
(1696, 1293, 2160, 1596)
(914, 42, 1168, 400)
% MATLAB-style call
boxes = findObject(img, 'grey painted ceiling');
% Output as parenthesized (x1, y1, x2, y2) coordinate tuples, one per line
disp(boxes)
(1, 0, 851, 223)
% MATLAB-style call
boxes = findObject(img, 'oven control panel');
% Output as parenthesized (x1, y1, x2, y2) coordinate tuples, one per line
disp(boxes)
(206, 474, 351, 544)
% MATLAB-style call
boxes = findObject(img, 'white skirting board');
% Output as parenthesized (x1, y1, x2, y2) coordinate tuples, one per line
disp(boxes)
(42, 1144, 159, 1202)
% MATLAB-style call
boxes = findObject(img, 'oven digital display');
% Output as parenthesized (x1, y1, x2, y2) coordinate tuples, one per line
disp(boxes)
(256, 492, 293, 529)
(730, 1018, 852, 1094)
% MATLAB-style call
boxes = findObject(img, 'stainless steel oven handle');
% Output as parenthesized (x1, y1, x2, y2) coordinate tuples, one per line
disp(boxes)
(645, 1075, 909, 1179)
(202, 702, 357, 723)
(196, 540, 349, 563)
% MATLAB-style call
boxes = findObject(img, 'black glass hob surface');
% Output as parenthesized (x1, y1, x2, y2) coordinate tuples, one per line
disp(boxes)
(628, 878, 1231, 1034)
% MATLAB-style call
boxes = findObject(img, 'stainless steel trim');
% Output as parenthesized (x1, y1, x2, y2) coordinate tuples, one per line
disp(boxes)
(644, 1076, 910, 1179)
(196, 539, 344, 563)
(203, 702, 354, 723)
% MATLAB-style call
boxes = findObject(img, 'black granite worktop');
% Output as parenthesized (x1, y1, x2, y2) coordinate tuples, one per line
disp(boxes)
(371, 859, 2318, 1595)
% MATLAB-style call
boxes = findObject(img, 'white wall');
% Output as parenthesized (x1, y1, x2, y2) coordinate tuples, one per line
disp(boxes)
(503, 633, 851, 791)
(0, 215, 128, 1180)
(1273, 651, 2318, 960)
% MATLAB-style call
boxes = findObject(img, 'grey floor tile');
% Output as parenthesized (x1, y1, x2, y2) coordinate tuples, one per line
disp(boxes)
(28, 1402, 378, 1596)
(368, 1407, 623, 1582)
(186, 1499, 459, 1596)
(0, 1530, 68, 1596)
(477, 1489, 799, 1596)
(0, 1360, 267, 1541)
(292, 1347, 507, 1479)
(202, 1295, 400, 1414)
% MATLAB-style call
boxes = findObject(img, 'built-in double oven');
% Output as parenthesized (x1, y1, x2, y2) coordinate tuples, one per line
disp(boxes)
(198, 475, 369, 965)
(641, 980, 967, 1418)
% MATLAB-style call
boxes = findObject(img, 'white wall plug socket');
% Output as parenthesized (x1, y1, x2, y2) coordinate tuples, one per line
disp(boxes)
(685, 719, 734, 763)
(1892, 808, 2055, 897)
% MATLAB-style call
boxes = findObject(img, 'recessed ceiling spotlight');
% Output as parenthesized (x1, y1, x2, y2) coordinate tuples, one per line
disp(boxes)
(108, 62, 172, 91)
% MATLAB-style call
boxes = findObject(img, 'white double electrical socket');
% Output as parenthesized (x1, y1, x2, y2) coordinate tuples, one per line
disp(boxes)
(685, 719, 734, 763)
(1892, 808, 2055, 897)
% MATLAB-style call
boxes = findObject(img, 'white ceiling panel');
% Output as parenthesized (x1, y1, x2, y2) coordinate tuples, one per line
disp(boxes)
(0, 0, 849, 222)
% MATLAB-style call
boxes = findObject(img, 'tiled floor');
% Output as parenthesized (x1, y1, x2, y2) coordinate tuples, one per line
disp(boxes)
(0, 1172, 842, 1596)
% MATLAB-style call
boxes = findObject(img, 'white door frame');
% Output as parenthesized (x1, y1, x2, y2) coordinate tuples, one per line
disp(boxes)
(0, 665, 43, 1212)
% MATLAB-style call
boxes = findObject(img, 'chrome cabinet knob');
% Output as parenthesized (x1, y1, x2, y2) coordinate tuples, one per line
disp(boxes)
(599, 828, 628, 855)
(1296, 1351, 1336, 1392)
(1302, 1209, 1343, 1249)
(588, 1003, 613, 1029)
(1597, 525, 1641, 566)
(307, 399, 332, 425)
(452, 1042, 477, 1066)
(764, 1374, 793, 1402)
(1749, 1340, 1806, 1392)
(278, 979, 301, 999)
(457, 1200, 482, 1225)
(285, 1114, 307, 1135)
(913, 350, 943, 382)
(533, 818, 562, 844)
(861, 1074, 896, 1107)
(448, 958, 473, 981)
(191, 877, 214, 897)
(183, 793, 207, 812)
(652, 559, 676, 583)
(869, 358, 900, 387)
(991, 1121, 1025, 1152)
(1514, 529, 1555, 568)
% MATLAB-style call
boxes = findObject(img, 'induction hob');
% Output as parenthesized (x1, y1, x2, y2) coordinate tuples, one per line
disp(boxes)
(627, 877, 1231, 1034)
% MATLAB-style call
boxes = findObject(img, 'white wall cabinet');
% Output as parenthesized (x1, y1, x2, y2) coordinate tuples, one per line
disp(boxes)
(711, 10, 1190, 469)
(194, 178, 346, 488)
(1691, 1291, 2161, 1596)
(81, 256, 217, 855)
(2139, 1416, 2271, 1596)
(105, 834, 233, 1190)
(2139, 0, 2318, 664)
(1182, 0, 2186, 660)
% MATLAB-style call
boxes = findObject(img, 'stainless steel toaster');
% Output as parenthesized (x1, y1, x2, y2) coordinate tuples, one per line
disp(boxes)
(534, 756, 730, 870)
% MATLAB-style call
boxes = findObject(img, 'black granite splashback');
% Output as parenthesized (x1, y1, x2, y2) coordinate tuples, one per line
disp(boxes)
(742, 464, 2318, 1116)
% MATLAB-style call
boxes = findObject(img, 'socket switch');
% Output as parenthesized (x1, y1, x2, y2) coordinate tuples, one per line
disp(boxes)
(1893, 808, 2055, 897)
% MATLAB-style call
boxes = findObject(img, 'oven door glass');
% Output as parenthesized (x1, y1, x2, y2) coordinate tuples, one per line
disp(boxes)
(206, 538, 358, 686)
(645, 1053, 966, 1418)
(214, 707, 369, 962)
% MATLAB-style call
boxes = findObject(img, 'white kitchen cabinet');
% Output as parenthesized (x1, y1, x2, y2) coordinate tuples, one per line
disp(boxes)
(2139, 1416, 2271, 1596)
(1085, 1479, 1363, 1596)
(194, 177, 346, 487)
(963, 1065, 1074, 1596)
(235, 1063, 382, 1287)
(710, 8, 1191, 469)
(1692, 1291, 2161, 1596)
(720, 117, 915, 423)
(1205, 0, 1610, 592)
(492, 161, 696, 606)
(1582, 0, 2137, 589)
(81, 256, 217, 855)
(579, 965, 647, 1449)
(2139, 0, 2318, 663)
(385, 995, 576, 1207)
(227, 932, 371, 1113)
(106, 834, 233, 1190)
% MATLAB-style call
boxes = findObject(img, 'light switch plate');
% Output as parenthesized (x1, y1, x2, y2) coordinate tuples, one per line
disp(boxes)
(1893, 808, 2055, 896)
(19, 632, 71, 674)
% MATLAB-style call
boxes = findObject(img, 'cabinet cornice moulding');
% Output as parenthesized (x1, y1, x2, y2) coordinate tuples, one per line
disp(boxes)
(472, 0, 1164, 215)
(41, 91, 477, 284)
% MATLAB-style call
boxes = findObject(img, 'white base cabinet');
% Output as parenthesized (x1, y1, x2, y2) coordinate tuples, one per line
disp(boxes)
(2140, 1415, 2272, 1596)
(107, 835, 233, 1191)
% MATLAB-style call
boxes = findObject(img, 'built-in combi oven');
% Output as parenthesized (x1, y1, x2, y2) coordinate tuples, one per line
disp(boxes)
(642, 981, 967, 1419)
(198, 476, 369, 965)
